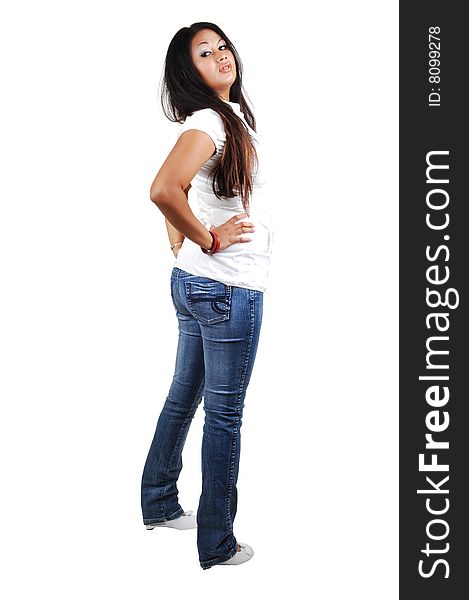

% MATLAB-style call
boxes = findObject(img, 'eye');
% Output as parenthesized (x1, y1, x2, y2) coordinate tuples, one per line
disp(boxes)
(201, 44, 227, 57)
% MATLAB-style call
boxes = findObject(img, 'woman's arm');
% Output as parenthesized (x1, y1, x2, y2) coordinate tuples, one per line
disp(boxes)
(150, 131, 215, 251)
(150, 130, 253, 253)
(165, 184, 190, 257)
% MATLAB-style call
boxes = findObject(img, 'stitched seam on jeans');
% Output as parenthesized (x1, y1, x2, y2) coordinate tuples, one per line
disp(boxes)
(225, 424, 239, 530)
(224, 291, 256, 529)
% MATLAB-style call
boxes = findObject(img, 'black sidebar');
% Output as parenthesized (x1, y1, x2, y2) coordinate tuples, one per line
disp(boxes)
(400, 3, 467, 598)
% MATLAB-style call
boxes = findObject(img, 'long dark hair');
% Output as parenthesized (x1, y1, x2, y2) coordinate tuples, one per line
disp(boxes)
(160, 22, 258, 213)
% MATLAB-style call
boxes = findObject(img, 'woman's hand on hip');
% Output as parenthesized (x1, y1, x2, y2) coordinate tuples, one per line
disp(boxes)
(210, 213, 255, 251)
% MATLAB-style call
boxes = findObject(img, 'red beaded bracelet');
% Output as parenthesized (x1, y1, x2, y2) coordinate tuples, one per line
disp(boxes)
(201, 230, 220, 255)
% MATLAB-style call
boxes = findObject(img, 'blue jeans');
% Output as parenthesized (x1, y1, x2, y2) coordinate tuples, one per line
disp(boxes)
(141, 267, 264, 570)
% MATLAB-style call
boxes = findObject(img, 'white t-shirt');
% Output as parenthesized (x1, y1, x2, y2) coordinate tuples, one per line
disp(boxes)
(173, 100, 274, 293)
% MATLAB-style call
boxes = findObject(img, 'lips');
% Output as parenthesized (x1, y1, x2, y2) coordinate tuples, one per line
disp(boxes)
(219, 62, 232, 72)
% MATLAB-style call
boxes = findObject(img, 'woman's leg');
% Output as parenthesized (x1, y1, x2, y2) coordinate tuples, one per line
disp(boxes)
(174, 272, 263, 570)
(141, 269, 205, 526)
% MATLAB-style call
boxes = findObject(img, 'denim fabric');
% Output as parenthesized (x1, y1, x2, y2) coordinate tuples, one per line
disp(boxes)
(141, 267, 263, 570)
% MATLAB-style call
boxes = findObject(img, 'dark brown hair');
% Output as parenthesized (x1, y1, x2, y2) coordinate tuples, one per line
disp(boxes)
(160, 21, 258, 213)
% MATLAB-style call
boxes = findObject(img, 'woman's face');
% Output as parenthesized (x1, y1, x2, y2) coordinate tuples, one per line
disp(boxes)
(190, 29, 236, 100)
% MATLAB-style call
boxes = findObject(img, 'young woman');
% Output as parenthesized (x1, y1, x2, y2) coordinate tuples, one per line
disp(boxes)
(141, 21, 274, 570)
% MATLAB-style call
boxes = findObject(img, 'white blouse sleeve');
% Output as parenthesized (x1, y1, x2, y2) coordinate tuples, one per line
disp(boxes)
(177, 108, 226, 156)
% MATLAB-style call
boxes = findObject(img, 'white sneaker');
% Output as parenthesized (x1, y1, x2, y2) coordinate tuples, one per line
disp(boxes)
(218, 542, 254, 565)
(145, 510, 196, 530)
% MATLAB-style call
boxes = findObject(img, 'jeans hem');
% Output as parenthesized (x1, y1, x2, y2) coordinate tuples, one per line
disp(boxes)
(143, 506, 185, 526)
(199, 544, 238, 570)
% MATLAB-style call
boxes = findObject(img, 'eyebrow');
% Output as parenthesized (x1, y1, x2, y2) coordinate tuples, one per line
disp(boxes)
(197, 37, 224, 47)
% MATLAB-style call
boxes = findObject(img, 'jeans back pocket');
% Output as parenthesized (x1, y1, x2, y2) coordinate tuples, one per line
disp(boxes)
(184, 278, 232, 324)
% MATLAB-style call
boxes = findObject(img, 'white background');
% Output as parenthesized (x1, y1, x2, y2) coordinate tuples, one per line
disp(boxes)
(0, 1, 398, 598)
